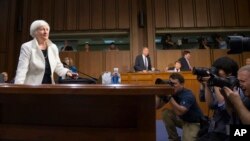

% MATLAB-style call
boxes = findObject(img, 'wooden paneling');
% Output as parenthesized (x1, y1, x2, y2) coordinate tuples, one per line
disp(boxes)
(78, 52, 103, 78)
(0, 54, 6, 72)
(154, 0, 167, 28)
(66, 0, 78, 30)
(116, 0, 132, 29)
(0, 0, 8, 53)
(167, 0, 181, 27)
(41, 0, 53, 28)
(118, 0, 130, 29)
(181, 0, 194, 27)
(78, 0, 90, 30)
(104, 0, 116, 29)
(242, 52, 250, 66)
(237, 0, 250, 26)
(222, 0, 237, 26)
(59, 51, 79, 67)
(28, 0, 41, 23)
(0, 84, 166, 141)
(156, 50, 182, 71)
(212, 49, 241, 66)
(53, 0, 65, 30)
(195, 0, 209, 27)
(105, 51, 131, 72)
(91, 0, 103, 29)
(189, 49, 211, 68)
(208, 0, 223, 27)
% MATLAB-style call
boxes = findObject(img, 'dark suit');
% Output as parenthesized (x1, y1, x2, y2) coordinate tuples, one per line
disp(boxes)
(134, 55, 152, 71)
(178, 57, 191, 71)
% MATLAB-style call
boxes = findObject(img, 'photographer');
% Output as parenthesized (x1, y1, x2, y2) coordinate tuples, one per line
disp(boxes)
(223, 65, 250, 124)
(157, 73, 203, 141)
(196, 57, 239, 141)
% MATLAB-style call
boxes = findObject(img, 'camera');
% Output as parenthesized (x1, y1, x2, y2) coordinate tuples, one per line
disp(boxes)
(192, 67, 217, 77)
(155, 78, 174, 86)
(193, 67, 239, 89)
(208, 75, 239, 89)
(155, 78, 174, 103)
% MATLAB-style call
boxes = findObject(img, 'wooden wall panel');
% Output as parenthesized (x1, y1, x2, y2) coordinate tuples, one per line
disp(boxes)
(53, 0, 65, 30)
(118, 0, 130, 29)
(104, 0, 116, 29)
(41, 0, 53, 28)
(195, 0, 208, 27)
(78, 0, 90, 30)
(242, 52, 250, 66)
(156, 50, 182, 71)
(117, 0, 132, 29)
(59, 52, 79, 67)
(154, 0, 167, 28)
(167, 0, 181, 27)
(0, 54, 6, 72)
(105, 51, 131, 72)
(237, 0, 250, 26)
(91, 0, 103, 29)
(28, 0, 41, 23)
(212, 49, 241, 66)
(66, 0, 78, 30)
(181, 0, 194, 27)
(0, 0, 8, 53)
(208, 0, 223, 27)
(78, 52, 103, 78)
(222, 0, 237, 26)
(189, 49, 211, 68)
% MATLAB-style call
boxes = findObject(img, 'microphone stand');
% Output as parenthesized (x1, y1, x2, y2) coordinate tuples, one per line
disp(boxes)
(77, 71, 98, 82)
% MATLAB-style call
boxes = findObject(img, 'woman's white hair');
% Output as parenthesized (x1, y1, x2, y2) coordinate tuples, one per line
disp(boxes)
(30, 20, 50, 38)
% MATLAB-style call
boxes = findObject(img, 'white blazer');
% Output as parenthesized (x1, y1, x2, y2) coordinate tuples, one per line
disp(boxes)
(14, 38, 69, 84)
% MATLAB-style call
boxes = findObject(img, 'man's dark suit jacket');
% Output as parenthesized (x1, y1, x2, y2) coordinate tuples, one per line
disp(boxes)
(134, 55, 152, 71)
(178, 57, 191, 71)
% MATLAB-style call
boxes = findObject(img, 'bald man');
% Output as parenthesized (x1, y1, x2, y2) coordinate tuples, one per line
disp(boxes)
(134, 47, 152, 72)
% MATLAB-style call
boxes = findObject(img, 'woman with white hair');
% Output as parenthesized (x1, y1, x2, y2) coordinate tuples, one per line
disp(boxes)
(15, 20, 73, 84)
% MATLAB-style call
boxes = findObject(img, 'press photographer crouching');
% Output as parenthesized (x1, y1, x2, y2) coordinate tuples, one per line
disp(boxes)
(156, 73, 203, 141)
(194, 57, 240, 141)
(223, 65, 250, 125)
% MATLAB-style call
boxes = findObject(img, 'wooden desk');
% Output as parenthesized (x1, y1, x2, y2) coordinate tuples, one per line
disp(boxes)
(0, 84, 173, 141)
(121, 72, 209, 119)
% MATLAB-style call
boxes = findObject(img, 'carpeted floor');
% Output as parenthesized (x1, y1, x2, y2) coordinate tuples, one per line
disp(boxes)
(156, 120, 183, 141)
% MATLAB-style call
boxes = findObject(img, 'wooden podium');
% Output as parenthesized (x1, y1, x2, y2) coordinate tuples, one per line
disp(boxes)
(0, 84, 173, 141)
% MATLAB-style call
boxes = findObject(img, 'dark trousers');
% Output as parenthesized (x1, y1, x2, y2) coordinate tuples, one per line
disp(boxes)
(197, 132, 229, 141)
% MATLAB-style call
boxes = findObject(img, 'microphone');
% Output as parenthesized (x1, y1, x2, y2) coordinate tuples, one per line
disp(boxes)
(77, 70, 98, 82)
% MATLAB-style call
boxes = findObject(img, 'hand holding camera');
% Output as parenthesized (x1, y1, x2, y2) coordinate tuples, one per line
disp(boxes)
(193, 67, 239, 90)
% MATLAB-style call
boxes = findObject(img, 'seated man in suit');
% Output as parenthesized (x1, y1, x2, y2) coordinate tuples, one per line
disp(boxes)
(178, 50, 192, 71)
(134, 47, 152, 72)
(167, 61, 181, 72)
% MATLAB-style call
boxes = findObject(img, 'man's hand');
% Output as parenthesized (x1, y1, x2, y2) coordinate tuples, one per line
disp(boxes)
(223, 87, 240, 101)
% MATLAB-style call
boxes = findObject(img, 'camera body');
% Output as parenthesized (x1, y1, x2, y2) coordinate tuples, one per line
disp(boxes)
(155, 78, 175, 86)
(208, 75, 239, 89)
(193, 67, 239, 89)
(155, 78, 174, 103)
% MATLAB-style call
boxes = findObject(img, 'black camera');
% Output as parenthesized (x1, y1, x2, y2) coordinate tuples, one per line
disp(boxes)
(192, 67, 217, 77)
(193, 67, 239, 89)
(155, 78, 174, 86)
(155, 78, 174, 103)
(208, 75, 239, 89)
